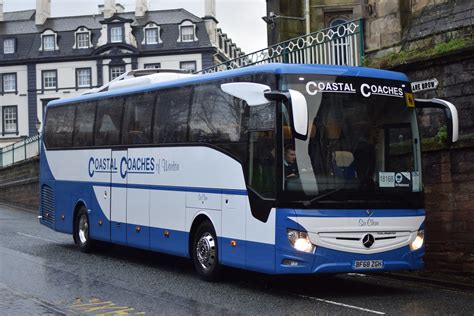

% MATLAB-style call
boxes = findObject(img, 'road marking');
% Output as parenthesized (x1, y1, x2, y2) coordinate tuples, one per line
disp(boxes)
(297, 294, 385, 315)
(71, 297, 145, 315)
(16, 232, 62, 244)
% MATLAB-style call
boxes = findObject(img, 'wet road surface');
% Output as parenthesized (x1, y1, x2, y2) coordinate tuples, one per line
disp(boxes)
(0, 204, 473, 315)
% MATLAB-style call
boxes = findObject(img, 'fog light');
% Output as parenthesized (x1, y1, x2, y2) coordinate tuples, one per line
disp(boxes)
(282, 259, 299, 266)
(287, 229, 316, 253)
(410, 229, 424, 251)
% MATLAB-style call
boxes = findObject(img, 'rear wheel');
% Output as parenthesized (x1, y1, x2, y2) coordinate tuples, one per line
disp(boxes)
(73, 206, 94, 253)
(192, 221, 221, 281)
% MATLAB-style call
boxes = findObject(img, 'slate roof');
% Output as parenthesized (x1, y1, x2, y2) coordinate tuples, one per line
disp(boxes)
(0, 9, 202, 34)
(0, 8, 214, 63)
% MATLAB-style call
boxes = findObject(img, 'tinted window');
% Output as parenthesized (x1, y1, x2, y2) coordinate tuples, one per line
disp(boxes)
(122, 92, 154, 145)
(73, 101, 96, 147)
(44, 105, 75, 148)
(94, 98, 124, 146)
(189, 83, 246, 143)
(153, 86, 191, 143)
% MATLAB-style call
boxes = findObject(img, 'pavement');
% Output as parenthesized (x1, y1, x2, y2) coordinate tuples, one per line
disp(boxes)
(0, 283, 66, 315)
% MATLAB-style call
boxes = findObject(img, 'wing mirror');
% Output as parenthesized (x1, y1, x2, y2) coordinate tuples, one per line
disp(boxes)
(415, 98, 459, 144)
(221, 83, 308, 140)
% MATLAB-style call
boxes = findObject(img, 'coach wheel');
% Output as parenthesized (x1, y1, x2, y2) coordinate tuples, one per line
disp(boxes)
(74, 206, 94, 253)
(192, 221, 221, 281)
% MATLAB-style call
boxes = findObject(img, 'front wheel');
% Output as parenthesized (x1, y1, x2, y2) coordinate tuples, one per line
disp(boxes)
(73, 206, 95, 253)
(192, 221, 221, 281)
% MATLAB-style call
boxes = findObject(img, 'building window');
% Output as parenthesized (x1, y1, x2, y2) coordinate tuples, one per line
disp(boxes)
(145, 28, 159, 44)
(144, 63, 161, 69)
(142, 23, 161, 45)
(76, 33, 90, 48)
(110, 65, 125, 81)
(3, 106, 18, 134)
(2, 74, 17, 93)
(43, 35, 56, 51)
(3, 39, 15, 54)
(181, 26, 195, 42)
(42, 70, 57, 89)
(180, 61, 196, 73)
(76, 68, 92, 88)
(110, 26, 123, 43)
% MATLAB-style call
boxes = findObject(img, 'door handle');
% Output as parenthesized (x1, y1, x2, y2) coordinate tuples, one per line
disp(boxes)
(104, 190, 108, 199)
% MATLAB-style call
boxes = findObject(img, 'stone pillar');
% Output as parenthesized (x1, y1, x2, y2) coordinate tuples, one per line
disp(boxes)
(365, 0, 403, 53)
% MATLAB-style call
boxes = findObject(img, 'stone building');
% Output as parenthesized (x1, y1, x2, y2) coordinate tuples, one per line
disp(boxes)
(265, 0, 474, 278)
(0, 0, 243, 146)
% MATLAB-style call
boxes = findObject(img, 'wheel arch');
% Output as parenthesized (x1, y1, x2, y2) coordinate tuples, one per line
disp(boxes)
(188, 213, 217, 259)
(72, 200, 88, 244)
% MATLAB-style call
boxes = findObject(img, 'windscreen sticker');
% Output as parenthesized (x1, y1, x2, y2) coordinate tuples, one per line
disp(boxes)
(379, 172, 411, 188)
(379, 172, 395, 188)
(395, 172, 411, 187)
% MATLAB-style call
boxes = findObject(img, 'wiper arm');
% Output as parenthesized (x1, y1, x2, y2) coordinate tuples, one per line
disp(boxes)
(302, 188, 344, 207)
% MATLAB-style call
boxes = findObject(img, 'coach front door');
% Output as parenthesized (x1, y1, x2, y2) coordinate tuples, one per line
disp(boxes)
(110, 149, 127, 245)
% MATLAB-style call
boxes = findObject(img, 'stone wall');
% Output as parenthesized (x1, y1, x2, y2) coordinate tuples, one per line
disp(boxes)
(393, 47, 474, 277)
(422, 147, 474, 276)
(0, 158, 39, 210)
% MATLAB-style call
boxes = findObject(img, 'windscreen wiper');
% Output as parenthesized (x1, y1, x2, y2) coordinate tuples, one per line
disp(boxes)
(301, 188, 345, 207)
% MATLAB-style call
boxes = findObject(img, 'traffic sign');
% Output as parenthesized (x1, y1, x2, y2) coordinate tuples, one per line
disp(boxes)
(411, 78, 439, 93)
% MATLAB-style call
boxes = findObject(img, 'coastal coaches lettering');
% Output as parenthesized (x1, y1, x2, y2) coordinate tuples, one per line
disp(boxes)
(39, 63, 458, 280)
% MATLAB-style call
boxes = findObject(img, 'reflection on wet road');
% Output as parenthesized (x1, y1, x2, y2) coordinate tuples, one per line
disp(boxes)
(0, 204, 473, 315)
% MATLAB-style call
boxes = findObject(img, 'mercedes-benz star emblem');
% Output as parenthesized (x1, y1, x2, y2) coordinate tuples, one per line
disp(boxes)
(362, 234, 375, 248)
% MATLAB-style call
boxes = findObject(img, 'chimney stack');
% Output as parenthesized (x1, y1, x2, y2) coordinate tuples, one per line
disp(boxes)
(0, 0, 4, 22)
(135, 0, 148, 18)
(103, 0, 116, 18)
(35, 0, 51, 25)
(204, 0, 216, 18)
(203, 0, 218, 46)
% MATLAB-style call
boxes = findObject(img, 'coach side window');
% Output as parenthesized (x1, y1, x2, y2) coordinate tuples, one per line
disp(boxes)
(95, 98, 124, 146)
(44, 105, 75, 148)
(189, 83, 245, 143)
(153, 87, 191, 143)
(73, 101, 96, 147)
(122, 92, 154, 145)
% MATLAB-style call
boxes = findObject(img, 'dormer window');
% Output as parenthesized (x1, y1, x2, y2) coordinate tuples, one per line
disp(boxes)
(43, 35, 55, 51)
(3, 39, 15, 54)
(74, 27, 92, 49)
(178, 21, 198, 42)
(110, 26, 123, 43)
(40, 30, 59, 51)
(143, 23, 161, 45)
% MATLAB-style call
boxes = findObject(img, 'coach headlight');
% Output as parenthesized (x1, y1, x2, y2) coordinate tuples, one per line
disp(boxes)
(410, 229, 424, 251)
(287, 229, 316, 253)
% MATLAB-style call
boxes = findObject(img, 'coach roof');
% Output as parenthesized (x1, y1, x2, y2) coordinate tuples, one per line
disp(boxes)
(47, 63, 410, 108)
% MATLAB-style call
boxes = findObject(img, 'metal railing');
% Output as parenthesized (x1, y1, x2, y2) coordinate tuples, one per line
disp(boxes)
(0, 134, 41, 169)
(199, 19, 364, 74)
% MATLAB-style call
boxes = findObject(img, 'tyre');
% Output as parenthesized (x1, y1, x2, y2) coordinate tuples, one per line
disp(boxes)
(192, 221, 221, 281)
(73, 206, 95, 253)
